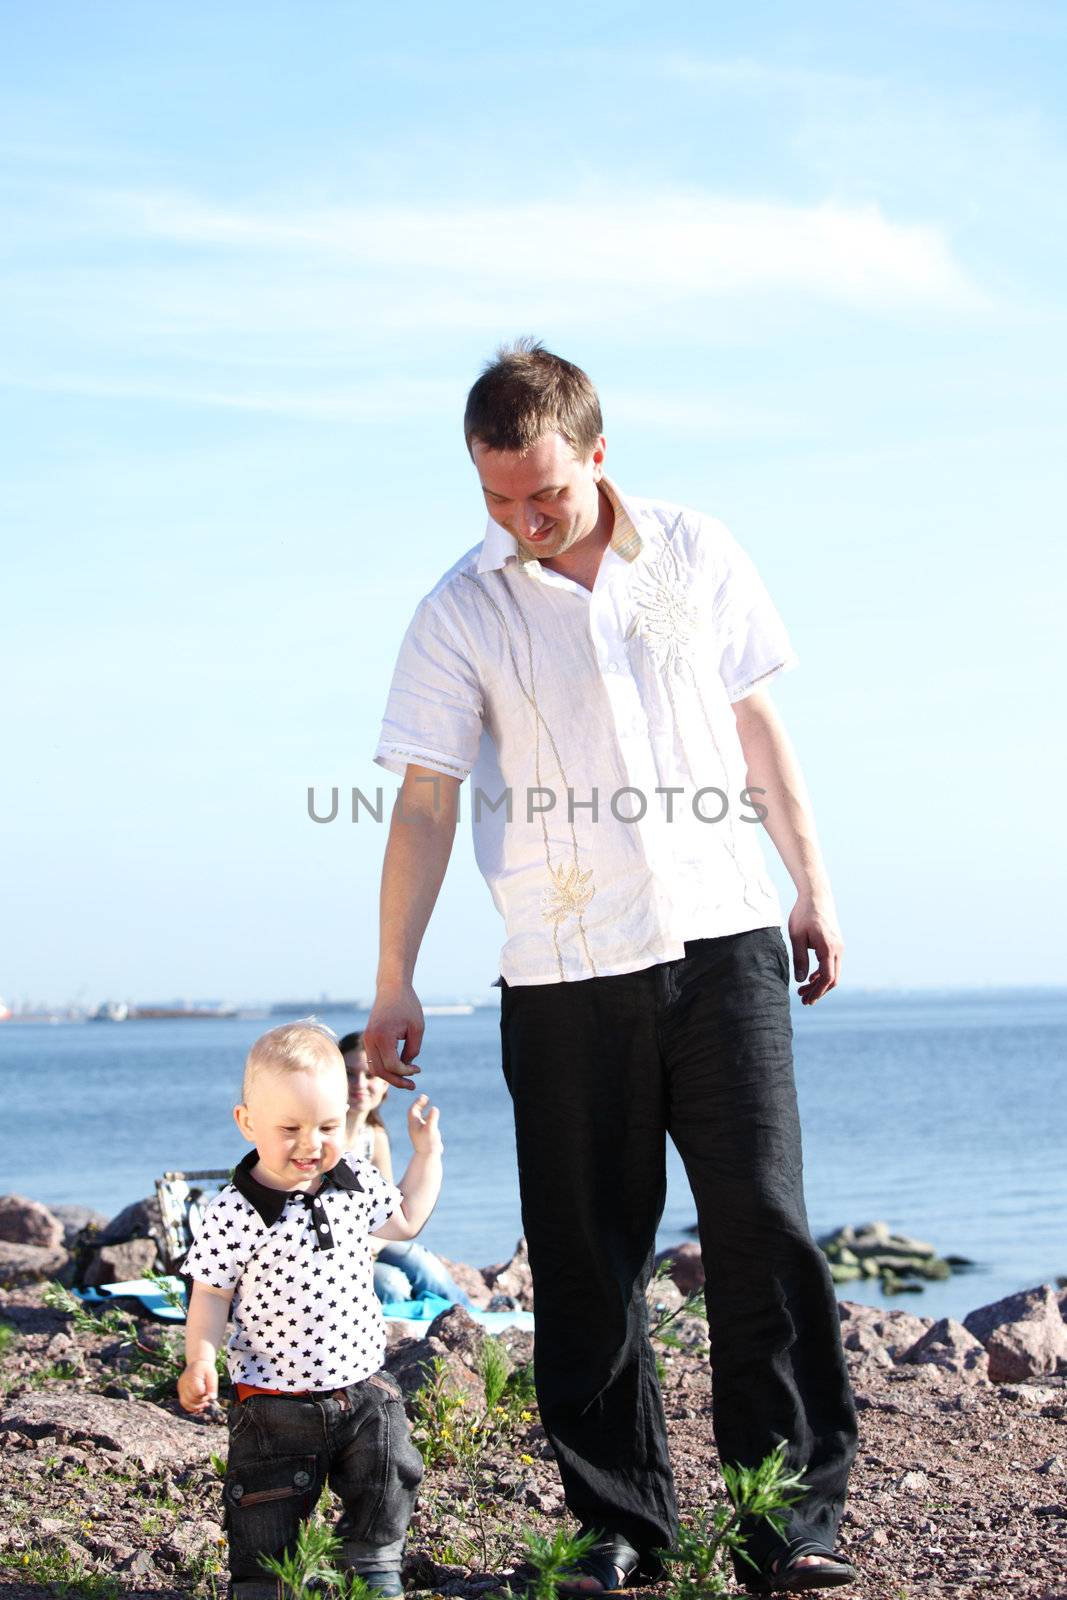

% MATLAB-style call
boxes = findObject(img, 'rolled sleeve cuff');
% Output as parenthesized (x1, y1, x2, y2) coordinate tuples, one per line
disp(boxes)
(373, 742, 473, 780)
(725, 652, 799, 703)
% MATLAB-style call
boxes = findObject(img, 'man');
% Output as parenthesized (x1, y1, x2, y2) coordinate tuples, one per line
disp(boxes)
(364, 341, 858, 1594)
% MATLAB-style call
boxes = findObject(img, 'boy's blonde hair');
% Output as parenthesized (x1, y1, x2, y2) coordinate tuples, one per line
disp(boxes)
(241, 1019, 344, 1102)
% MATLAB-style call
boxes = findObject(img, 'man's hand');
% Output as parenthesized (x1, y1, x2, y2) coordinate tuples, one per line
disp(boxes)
(788, 894, 843, 1005)
(178, 1358, 218, 1414)
(363, 983, 425, 1090)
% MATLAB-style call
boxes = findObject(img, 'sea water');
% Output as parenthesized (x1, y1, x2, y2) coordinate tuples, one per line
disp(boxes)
(1, 989, 1064, 1322)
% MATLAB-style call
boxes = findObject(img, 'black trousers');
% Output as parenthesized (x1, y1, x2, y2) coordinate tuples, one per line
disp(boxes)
(500, 926, 857, 1572)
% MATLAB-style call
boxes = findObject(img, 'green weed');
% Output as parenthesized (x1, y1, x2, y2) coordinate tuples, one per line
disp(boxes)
(42, 1282, 131, 1337)
(479, 1333, 512, 1410)
(28, 1359, 81, 1387)
(143, 1265, 190, 1313)
(42, 1278, 225, 1400)
(410, 1348, 536, 1573)
(0, 1319, 18, 1357)
(658, 1443, 807, 1597)
(258, 1516, 383, 1597)
(183, 1539, 226, 1597)
(410, 1355, 470, 1468)
(517, 1526, 600, 1600)
(0, 1542, 120, 1596)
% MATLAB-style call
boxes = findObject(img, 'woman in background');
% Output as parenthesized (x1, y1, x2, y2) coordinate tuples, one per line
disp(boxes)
(340, 1030, 473, 1308)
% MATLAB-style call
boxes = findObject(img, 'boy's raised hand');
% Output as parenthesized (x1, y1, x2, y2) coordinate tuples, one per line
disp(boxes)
(407, 1093, 443, 1155)
(178, 1358, 218, 1414)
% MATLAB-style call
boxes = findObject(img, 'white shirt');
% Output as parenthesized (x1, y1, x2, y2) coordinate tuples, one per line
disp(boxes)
(183, 1151, 402, 1390)
(375, 479, 798, 986)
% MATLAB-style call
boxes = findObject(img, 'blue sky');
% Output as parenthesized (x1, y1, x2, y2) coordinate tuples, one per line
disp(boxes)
(2, 0, 1065, 1005)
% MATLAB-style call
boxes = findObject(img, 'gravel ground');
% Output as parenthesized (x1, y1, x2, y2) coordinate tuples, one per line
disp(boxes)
(1, 1279, 1065, 1600)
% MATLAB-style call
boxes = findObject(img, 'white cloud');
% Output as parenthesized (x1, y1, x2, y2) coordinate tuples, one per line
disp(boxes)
(655, 55, 875, 97)
(113, 188, 983, 314)
(6, 371, 459, 421)
(0, 181, 988, 424)
(0, 371, 796, 436)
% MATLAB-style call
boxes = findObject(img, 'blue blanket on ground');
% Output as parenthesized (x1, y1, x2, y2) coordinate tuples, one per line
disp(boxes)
(77, 1278, 534, 1333)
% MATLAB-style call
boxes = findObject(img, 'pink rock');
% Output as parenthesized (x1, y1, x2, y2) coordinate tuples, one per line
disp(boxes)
(902, 1317, 990, 1383)
(0, 1391, 225, 1472)
(839, 1301, 932, 1359)
(428, 1305, 487, 1369)
(385, 1332, 485, 1407)
(0, 1240, 69, 1286)
(436, 1255, 493, 1309)
(655, 1242, 705, 1297)
(0, 1194, 64, 1250)
(964, 1285, 1067, 1383)
(82, 1237, 159, 1288)
(842, 1324, 893, 1367)
(482, 1237, 534, 1309)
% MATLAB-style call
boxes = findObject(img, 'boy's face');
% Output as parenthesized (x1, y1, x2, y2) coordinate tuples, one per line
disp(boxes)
(234, 1064, 348, 1191)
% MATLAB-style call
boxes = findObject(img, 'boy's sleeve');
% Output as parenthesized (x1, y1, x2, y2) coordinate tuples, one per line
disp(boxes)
(706, 518, 799, 702)
(374, 596, 484, 780)
(182, 1189, 258, 1289)
(346, 1157, 404, 1234)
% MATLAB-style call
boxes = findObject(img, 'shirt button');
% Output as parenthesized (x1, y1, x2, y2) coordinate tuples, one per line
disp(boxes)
(606, 662, 619, 673)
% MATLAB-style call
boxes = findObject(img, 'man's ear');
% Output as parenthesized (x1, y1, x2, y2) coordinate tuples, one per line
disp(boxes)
(234, 1103, 255, 1143)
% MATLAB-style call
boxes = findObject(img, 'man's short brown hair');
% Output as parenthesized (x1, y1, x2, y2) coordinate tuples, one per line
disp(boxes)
(464, 338, 603, 458)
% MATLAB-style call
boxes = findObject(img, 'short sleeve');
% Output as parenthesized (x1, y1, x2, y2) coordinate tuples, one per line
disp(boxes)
(182, 1188, 259, 1290)
(707, 521, 798, 701)
(374, 597, 484, 780)
(343, 1154, 403, 1233)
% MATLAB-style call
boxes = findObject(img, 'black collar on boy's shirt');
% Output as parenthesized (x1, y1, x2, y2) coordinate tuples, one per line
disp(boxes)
(231, 1149, 364, 1228)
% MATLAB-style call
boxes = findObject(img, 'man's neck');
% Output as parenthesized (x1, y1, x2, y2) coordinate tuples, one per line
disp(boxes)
(542, 484, 614, 591)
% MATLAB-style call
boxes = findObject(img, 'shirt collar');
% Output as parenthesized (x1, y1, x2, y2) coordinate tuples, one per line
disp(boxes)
(475, 475, 644, 575)
(231, 1148, 364, 1227)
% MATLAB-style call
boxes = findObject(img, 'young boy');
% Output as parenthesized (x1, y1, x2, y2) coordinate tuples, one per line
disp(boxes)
(178, 1021, 442, 1600)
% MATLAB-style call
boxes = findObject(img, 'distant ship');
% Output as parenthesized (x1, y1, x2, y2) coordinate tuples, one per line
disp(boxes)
(0, 998, 10, 1022)
(89, 1000, 130, 1022)
(269, 999, 367, 1015)
(130, 1002, 237, 1019)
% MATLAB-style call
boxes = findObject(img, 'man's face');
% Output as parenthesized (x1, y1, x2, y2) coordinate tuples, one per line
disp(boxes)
(473, 431, 606, 564)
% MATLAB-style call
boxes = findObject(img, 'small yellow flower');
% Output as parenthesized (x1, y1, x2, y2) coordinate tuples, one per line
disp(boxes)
(520, 1410, 533, 1422)
(521, 1453, 534, 1466)
(493, 1405, 506, 1416)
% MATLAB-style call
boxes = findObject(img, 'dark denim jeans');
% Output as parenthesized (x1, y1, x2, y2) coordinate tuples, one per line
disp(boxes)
(223, 1372, 424, 1599)
(500, 926, 857, 1575)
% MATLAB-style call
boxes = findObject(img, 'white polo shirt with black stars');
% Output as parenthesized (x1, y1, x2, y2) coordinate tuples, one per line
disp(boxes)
(184, 1149, 402, 1390)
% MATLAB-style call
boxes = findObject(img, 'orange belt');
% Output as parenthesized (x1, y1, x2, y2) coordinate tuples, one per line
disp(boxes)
(235, 1382, 314, 1403)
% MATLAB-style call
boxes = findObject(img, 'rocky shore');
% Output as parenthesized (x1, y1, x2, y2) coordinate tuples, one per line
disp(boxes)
(1, 1194, 1065, 1599)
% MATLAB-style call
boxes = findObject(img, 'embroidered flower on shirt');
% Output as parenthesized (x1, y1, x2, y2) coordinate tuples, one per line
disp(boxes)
(542, 862, 595, 925)
(625, 536, 699, 673)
